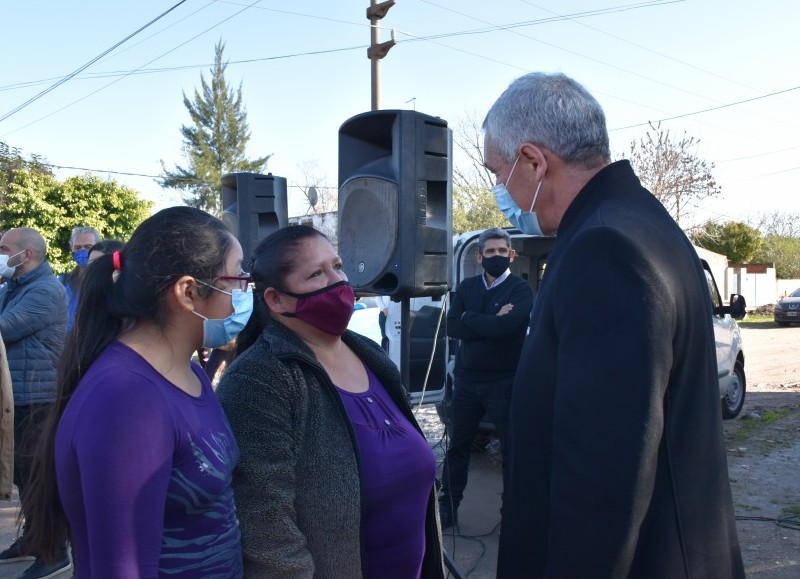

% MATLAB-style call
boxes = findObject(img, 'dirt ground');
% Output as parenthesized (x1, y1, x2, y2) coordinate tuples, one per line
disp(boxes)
(0, 324, 797, 579)
(725, 324, 800, 578)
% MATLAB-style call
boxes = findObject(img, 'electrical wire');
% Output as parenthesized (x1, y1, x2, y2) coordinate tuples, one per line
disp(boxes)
(1, 0, 265, 137)
(0, 0, 191, 124)
(610, 84, 800, 131)
(0, 1, 673, 94)
(414, 293, 449, 411)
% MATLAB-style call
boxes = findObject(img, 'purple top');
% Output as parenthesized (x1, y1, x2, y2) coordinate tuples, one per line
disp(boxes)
(55, 341, 243, 578)
(337, 366, 436, 579)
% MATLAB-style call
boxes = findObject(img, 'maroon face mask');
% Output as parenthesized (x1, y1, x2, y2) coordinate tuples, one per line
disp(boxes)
(281, 280, 355, 335)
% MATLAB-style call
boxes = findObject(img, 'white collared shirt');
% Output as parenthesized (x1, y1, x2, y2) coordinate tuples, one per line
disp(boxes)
(483, 269, 511, 290)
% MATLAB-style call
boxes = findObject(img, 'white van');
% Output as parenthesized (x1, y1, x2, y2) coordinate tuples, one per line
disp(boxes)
(349, 229, 747, 420)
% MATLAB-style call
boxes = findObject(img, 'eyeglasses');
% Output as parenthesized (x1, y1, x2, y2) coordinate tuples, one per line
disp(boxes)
(218, 272, 252, 292)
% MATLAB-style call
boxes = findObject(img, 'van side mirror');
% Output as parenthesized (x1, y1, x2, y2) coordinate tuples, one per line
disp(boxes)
(729, 294, 746, 320)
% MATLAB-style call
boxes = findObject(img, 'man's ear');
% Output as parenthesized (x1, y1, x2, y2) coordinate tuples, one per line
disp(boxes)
(509, 248, 517, 262)
(475, 250, 483, 265)
(519, 143, 548, 181)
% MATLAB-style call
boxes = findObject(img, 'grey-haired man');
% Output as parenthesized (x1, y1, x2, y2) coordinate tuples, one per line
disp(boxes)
(484, 72, 744, 578)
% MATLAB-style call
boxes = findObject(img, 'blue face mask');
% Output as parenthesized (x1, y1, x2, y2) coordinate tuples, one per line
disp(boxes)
(193, 287, 254, 348)
(491, 155, 545, 236)
(72, 249, 90, 268)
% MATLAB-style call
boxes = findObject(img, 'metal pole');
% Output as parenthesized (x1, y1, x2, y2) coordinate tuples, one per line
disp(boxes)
(366, 0, 396, 112)
(370, 3, 380, 111)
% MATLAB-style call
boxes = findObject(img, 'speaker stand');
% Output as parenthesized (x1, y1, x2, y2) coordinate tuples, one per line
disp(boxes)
(399, 297, 411, 390)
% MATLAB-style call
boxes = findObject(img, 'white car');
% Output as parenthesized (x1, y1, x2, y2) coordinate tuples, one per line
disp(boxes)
(348, 230, 747, 420)
(701, 259, 747, 419)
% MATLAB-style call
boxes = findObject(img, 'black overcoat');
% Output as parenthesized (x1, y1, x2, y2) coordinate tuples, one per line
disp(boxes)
(497, 161, 744, 578)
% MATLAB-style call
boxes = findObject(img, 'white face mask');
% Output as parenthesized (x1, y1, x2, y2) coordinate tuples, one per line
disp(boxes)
(0, 250, 25, 280)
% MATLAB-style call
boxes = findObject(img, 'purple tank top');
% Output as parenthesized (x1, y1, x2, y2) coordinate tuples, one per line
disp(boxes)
(337, 366, 436, 579)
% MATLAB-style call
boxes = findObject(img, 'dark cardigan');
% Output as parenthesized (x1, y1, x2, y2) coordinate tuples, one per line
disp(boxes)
(217, 322, 444, 578)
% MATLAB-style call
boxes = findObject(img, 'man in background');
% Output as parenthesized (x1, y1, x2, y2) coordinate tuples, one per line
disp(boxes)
(439, 227, 533, 529)
(0, 227, 70, 577)
(60, 226, 101, 332)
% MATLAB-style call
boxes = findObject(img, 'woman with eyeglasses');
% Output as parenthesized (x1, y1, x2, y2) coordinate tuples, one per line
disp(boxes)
(22, 206, 251, 577)
(216, 225, 444, 578)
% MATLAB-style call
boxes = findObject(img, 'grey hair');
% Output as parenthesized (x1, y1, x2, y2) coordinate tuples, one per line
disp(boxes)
(483, 72, 610, 168)
(477, 227, 511, 253)
(70, 226, 101, 247)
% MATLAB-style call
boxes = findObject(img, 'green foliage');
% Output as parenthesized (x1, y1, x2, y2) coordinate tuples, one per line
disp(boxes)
(450, 111, 509, 234)
(1, 167, 152, 275)
(452, 183, 508, 235)
(159, 41, 270, 215)
(755, 235, 800, 279)
(624, 122, 721, 228)
(691, 220, 763, 263)
(1, 142, 51, 180)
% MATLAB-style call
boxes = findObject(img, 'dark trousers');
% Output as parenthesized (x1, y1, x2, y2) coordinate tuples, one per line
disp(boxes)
(14, 404, 53, 534)
(440, 375, 513, 507)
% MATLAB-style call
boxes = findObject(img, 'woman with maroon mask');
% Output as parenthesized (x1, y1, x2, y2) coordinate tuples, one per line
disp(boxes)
(217, 225, 444, 579)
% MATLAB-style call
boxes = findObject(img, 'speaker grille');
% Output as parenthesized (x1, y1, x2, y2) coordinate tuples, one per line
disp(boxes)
(339, 176, 399, 292)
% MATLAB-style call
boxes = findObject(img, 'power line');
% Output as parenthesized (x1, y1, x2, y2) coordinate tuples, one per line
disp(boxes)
(0, 2, 674, 94)
(0, 0, 191, 124)
(46, 164, 161, 179)
(519, 0, 756, 93)
(610, 84, 800, 131)
(0, 0, 685, 94)
(1, 0, 265, 137)
(418, 0, 739, 108)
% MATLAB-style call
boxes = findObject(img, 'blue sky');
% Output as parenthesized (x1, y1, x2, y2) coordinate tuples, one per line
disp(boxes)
(2, 0, 798, 226)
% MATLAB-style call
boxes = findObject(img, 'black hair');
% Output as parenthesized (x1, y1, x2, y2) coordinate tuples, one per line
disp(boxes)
(88, 239, 125, 257)
(23, 206, 234, 562)
(477, 227, 511, 253)
(235, 225, 327, 356)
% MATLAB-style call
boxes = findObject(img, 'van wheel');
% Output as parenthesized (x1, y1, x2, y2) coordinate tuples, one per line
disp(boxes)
(721, 360, 746, 419)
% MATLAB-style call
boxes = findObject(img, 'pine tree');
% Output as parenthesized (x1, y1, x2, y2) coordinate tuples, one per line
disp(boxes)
(159, 41, 270, 215)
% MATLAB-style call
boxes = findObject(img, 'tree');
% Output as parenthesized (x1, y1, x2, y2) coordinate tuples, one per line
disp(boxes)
(451, 111, 508, 234)
(746, 211, 800, 278)
(452, 184, 508, 235)
(749, 211, 800, 238)
(625, 123, 721, 227)
(296, 160, 337, 215)
(691, 220, 763, 263)
(755, 235, 800, 279)
(2, 166, 152, 275)
(159, 41, 270, 215)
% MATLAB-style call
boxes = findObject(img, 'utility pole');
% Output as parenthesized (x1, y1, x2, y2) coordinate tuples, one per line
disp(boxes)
(367, 0, 396, 111)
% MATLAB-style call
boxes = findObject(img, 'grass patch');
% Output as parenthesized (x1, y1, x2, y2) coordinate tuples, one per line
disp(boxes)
(734, 407, 791, 443)
(781, 505, 800, 518)
(738, 314, 776, 327)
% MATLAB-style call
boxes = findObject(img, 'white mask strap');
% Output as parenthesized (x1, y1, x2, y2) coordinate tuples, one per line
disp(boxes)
(529, 178, 544, 212)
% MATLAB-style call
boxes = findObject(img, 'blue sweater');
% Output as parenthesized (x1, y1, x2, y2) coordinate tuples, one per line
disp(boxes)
(0, 261, 67, 405)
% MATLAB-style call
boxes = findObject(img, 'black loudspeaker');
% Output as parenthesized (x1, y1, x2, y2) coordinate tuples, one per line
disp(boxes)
(338, 110, 452, 298)
(221, 172, 288, 265)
